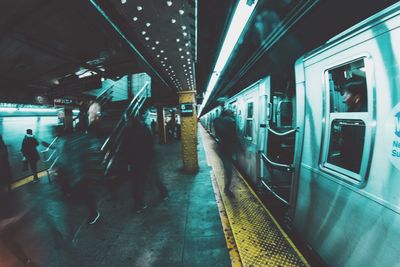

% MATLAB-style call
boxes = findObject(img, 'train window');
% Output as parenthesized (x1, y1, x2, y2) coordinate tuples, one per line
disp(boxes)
(245, 102, 254, 139)
(327, 119, 365, 174)
(321, 57, 372, 184)
(328, 59, 367, 113)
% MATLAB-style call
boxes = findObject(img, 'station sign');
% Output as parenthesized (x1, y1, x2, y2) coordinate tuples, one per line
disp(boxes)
(54, 98, 78, 108)
(180, 103, 193, 117)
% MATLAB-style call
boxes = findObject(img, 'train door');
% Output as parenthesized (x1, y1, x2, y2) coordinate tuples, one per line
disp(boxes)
(259, 78, 297, 208)
(256, 77, 271, 182)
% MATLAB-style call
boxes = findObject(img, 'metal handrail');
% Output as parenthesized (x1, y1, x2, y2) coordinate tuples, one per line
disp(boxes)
(259, 179, 289, 206)
(95, 85, 114, 102)
(40, 137, 59, 153)
(267, 127, 298, 136)
(101, 82, 149, 152)
(261, 152, 294, 172)
(43, 149, 58, 163)
(101, 82, 150, 176)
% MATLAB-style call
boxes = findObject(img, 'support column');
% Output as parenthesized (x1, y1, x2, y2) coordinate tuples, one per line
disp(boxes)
(178, 90, 198, 173)
(64, 107, 73, 133)
(157, 105, 167, 144)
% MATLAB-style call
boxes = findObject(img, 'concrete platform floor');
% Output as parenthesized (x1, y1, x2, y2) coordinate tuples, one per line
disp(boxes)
(0, 133, 231, 267)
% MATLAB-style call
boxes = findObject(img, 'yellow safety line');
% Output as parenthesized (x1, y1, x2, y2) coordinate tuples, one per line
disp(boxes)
(234, 169, 311, 267)
(210, 170, 243, 267)
(200, 125, 310, 267)
(10, 170, 49, 190)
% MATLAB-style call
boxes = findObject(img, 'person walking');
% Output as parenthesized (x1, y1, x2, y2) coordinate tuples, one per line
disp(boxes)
(0, 135, 12, 192)
(121, 116, 168, 212)
(57, 121, 102, 225)
(21, 129, 40, 181)
(213, 109, 242, 197)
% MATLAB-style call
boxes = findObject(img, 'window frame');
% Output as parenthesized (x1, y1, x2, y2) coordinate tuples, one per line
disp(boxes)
(245, 101, 254, 141)
(319, 55, 375, 187)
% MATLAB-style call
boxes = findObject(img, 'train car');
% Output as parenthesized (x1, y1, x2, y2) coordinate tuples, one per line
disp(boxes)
(202, 3, 400, 266)
(292, 3, 400, 266)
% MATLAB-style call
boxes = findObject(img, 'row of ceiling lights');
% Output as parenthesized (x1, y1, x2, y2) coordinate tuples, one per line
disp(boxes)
(121, 0, 195, 90)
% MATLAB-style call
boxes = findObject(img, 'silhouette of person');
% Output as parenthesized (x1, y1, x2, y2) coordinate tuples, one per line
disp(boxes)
(342, 78, 367, 112)
(213, 109, 242, 197)
(339, 78, 368, 173)
(21, 129, 40, 181)
(121, 116, 168, 212)
(150, 119, 157, 136)
(0, 135, 12, 192)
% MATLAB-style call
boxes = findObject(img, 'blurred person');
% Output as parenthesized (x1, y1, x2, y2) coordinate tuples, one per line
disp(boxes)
(121, 116, 168, 212)
(21, 129, 40, 181)
(88, 100, 101, 127)
(213, 109, 242, 197)
(342, 78, 367, 112)
(0, 134, 12, 192)
(57, 120, 102, 225)
(150, 119, 157, 136)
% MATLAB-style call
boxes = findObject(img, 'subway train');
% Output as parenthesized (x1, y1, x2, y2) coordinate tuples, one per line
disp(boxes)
(201, 3, 400, 266)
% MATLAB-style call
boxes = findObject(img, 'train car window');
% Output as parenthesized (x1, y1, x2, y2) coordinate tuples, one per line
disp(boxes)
(277, 101, 293, 127)
(245, 102, 254, 139)
(322, 57, 372, 184)
(327, 119, 365, 174)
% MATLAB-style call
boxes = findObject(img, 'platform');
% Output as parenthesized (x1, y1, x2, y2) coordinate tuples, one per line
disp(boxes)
(1, 125, 310, 267)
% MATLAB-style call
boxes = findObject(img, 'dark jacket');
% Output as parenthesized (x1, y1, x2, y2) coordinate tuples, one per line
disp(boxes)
(213, 112, 241, 156)
(121, 118, 154, 168)
(0, 141, 12, 184)
(57, 131, 102, 188)
(21, 134, 39, 161)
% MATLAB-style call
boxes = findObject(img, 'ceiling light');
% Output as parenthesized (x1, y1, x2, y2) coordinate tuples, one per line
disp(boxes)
(176, 38, 180, 42)
(199, 0, 259, 116)
(152, 47, 155, 50)
(137, 6, 143, 11)
(178, 48, 183, 51)
(166, 1, 173, 6)
(181, 25, 187, 30)
(179, 10, 184, 15)
(185, 42, 189, 47)
(160, 50, 164, 53)
(181, 55, 184, 59)
(164, 57, 168, 60)
(157, 54, 160, 57)
(133, 17, 138, 21)
(186, 51, 190, 55)
(121, 0, 126, 4)
(145, 37, 150, 41)
(141, 31, 146, 35)
(171, 19, 176, 24)
(183, 32, 188, 37)
(146, 22, 151, 27)
(155, 41, 160, 44)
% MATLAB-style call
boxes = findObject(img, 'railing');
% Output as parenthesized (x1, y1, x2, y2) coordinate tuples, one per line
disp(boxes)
(96, 85, 114, 108)
(101, 82, 150, 176)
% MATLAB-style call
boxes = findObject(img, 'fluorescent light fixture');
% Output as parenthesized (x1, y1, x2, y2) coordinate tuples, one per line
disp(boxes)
(198, 0, 258, 116)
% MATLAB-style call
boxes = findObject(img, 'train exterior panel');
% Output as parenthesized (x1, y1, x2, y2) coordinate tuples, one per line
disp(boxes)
(293, 4, 400, 266)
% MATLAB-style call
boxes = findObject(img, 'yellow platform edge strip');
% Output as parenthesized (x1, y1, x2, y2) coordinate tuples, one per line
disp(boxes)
(234, 169, 311, 267)
(10, 170, 49, 190)
(200, 125, 310, 266)
(210, 170, 243, 267)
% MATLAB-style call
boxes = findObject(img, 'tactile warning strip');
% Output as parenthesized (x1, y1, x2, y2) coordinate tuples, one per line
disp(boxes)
(201, 126, 310, 267)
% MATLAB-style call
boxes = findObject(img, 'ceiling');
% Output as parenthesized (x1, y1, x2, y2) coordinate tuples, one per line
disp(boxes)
(0, 0, 233, 105)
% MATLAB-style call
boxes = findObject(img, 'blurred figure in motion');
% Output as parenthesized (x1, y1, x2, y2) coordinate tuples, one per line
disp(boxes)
(150, 119, 157, 136)
(57, 122, 102, 225)
(0, 134, 12, 192)
(121, 116, 168, 212)
(21, 129, 40, 182)
(342, 78, 367, 112)
(213, 109, 242, 197)
(76, 100, 89, 132)
(88, 100, 101, 127)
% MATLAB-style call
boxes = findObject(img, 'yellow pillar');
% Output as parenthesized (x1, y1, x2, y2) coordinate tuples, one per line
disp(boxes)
(178, 90, 198, 173)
